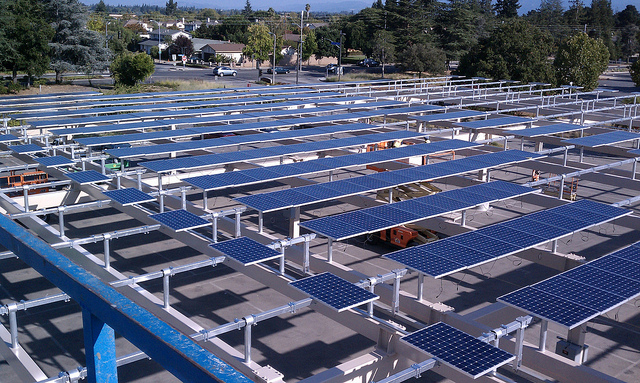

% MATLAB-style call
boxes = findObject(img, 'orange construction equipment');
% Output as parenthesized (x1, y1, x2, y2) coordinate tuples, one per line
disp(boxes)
(0, 170, 49, 196)
(378, 224, 439, 248)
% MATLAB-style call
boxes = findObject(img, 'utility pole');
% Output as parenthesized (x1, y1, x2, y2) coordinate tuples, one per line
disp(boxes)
(338, 30, 344, 82)
(296, 10, 304, 85)
(158, 27, 162, 62)
(269, 32, 276, 85)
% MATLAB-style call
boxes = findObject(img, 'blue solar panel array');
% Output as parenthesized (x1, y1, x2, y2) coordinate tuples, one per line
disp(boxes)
(413, 110, 488, 123)
(510, 123, 584, 138)
(148, 209, 210, 232)
(184, 139, 480, 192)
(142, 130, 425, 173)
(562, 130, 640, 147)
(103, 188, 155, 206)
(35, 155, 75, 168)
(34, 99, 407, 129)
(209, 237, 282, 266)
(65, 170, 111, 184)
(385, 199, 631, 279)
(499, 241, 640, 329)
(102, 123, 376, 158)
(9, 144, 45, 154)
(302, 180, 536, 240)
(0, 134, 20, 143)
(289, 272, 379, 312)
(456, 116, 534, 130)
(14, 91, 345, 120)
(236, 149, 541, 212)
(401, 322, 515, 379)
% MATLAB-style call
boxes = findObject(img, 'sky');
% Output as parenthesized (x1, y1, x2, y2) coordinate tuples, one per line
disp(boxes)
(90, 0, 635, 15)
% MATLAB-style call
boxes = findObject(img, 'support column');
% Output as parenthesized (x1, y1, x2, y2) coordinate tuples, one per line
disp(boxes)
(289, 207, 300, 238)
(82, 308, 118, 383)
(203, 190, 208, 210)
(103, 234, 111, 269)
(211, 213, 218, 243)
(539, 320, 548, 352)
(327, 238, 333, 263)
(579, 147, 584, 163)
(258, 212, 264, 233)
(417, 273, 424, 301)
(461, 210, 467, 227)
(234, 209, 242, 238)
(23, 186, 29, 212)
(58, 207, 66, 237)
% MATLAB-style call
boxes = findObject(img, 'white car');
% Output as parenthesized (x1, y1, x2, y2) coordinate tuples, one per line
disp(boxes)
(212, 66, 237, 76)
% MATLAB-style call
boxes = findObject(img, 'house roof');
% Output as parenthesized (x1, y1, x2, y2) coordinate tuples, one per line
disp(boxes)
(205, 43, 245, 53)
(283, 33, 302, 43)
(192, 38, 227, 51)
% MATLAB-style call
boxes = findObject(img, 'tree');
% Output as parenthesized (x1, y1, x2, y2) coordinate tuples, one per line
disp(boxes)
(555, 32, 609, 91)
(494, 0, 521, 18)
(48, 0, 112, 83)
(457, 20, 556, 84)
(630, 60, 640, 87)
(170, 35, 194, 58)
(372, 30, 395, 78)
(402, 43, 446, 76)
(165, 0, 177, 16)
(314, 26, 342, 59)
(242, 23, 271, 63)
(110, 52, 154, 86)
(301, 28, 317, 62)
(242, 0, 253, 18)
(0, 0, 54, 84)
(95, 0, 107, 13)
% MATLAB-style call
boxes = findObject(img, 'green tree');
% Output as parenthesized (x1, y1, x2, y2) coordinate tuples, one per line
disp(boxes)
(48, 0, 112, 83)
(314, 26, 342, 59)
(372, 30, 395, 78)
(110, 52, 155, 86)
(402, 43, 447, 76)
(630, 60, 640, 87)
(243, 23, 271, 63)
(95, 0, 107, 13)
(165, 0, 177, 16)
(438, 0, 494, 61)
(494, 0, 521, 18)
(555, 32, 609, 91)
(301, 28, 317, 62)
(457, 20, 555, 84)
(242, 0, 253, 18)
(0, 0, 54, 84)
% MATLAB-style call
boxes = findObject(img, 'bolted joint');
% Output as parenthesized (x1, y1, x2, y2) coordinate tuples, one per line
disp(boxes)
(410, 363, 422, 379)
(162, 267, 173, 278)
(244, 314, 257, 327)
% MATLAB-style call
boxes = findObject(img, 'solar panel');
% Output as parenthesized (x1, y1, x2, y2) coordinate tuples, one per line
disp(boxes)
(456, 116, 533, 130)
(103, 188, 155, 206)
(9, 143, 45, 154)
(35, 155, 75, 168)
(301, 216, 368, 240)
(561, 264, 640, 298)
(587, 256, 640, 282)
(401, 322, 515, 379)
(533, 276, 624, 312)
(209, 237, 282, 266)
(609, 245, 640, 264)
(450, 231, 521, 258)
(148, 209, 210, 232)
(510, 123, 583, 138)
(289, 272, 379, 312)
(384, 246, 466, 277)
(0, 134, 20, 142)
(235, 194, 290, 213)
(562, 130, 640, 147)
(65, 170, 111, 184)
(565, 199, 630, 220)
(477, 225, 548, 249)
(524, 210, 591, 232)
(413, 110, 488, 123)
(499, 286, 599, 329)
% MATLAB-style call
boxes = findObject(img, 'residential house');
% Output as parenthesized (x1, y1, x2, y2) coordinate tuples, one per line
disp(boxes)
(138, 29, 191, 56)
(201, 43, 246, 63)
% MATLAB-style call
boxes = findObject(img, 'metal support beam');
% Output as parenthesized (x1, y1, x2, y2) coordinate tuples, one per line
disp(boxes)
(181, 187, 187, 210)
(327, 238, 333, 263)
(289, 206, 300, 238)
(163, 268, 172, 309)
(82, 308, 118, 383)
(461, 210, 467, 227)
(392, 270, 402, 315)
(234, 209, 242, 238)
(367, 277, 376, 317)
(22, 186, 29, 212)
(103, 234, 111, 269)
(0, 214, 250, 383)
(632, 158, 637, 180)
(417, 273, 424, 301)
(243, 315, 256, 364)
(539, 320, 548, 352)
(211, 213, 218, 243)
(279, 247, 285, 276)
(513, 316, 527, 370)
(551, 240, 558, 253)
(388, 188, 393, 203)
(58, 206, 66, 237)
(7, 303, 18, 349)
(258, 212, 263, 233)
(203, 190, 208, 210)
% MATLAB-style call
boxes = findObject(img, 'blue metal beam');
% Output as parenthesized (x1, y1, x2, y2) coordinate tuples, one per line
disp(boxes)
(0, 214, 251, 383)
(82, 308, 117, 383)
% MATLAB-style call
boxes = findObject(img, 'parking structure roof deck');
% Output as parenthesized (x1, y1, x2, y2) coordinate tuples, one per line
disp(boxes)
(235, 149, 541, 213)
(141, 130, 426, 173)
(183, 139, 480, 192)
(413, 110, 490, 122)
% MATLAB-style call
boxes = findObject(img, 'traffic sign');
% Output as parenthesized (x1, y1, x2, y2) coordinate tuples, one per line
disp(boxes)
(181, 55, 187, 62)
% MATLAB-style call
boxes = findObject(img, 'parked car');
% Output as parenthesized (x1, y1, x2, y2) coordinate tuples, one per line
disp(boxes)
(266, 67, 290, 74)
(212, 66, 237, 76)
(326, 63, 339, 74)
(357, 58, 380, 67)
